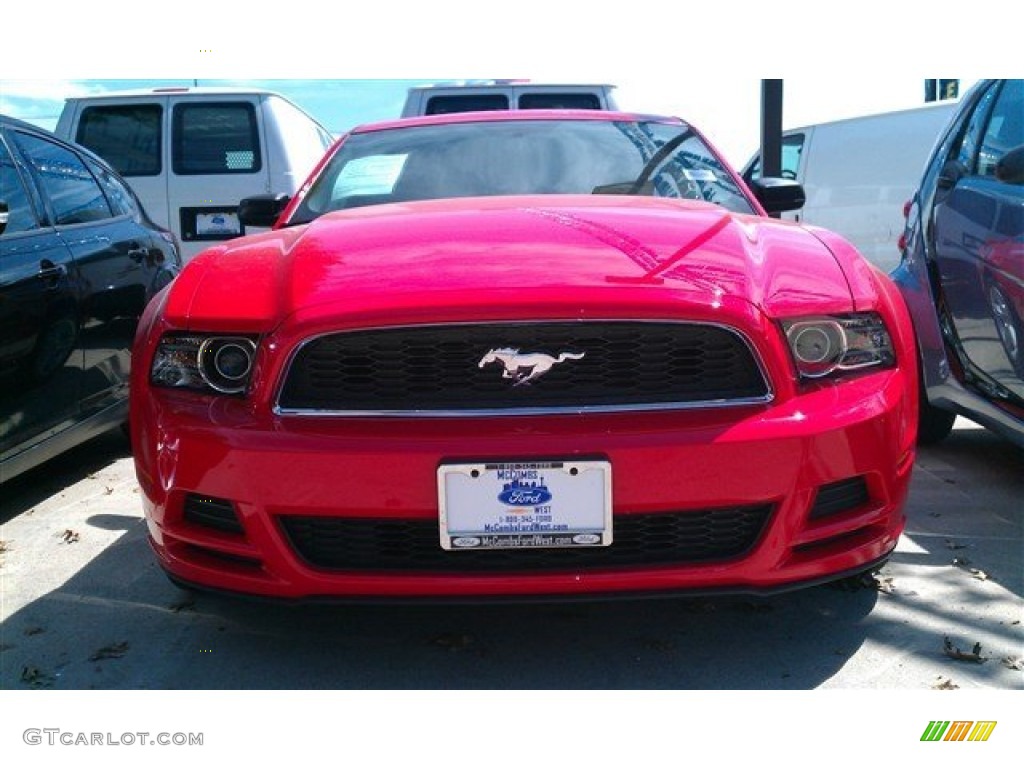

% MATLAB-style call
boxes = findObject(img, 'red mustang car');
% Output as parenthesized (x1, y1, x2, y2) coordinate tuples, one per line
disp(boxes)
(130, 111, 919, 600)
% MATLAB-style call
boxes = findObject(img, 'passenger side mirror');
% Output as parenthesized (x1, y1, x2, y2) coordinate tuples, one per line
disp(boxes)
(748, 177, 806, 215)
(995, 145, 1024, 184)
(239, 193, 291, 228)
(0, 201, 8, 236)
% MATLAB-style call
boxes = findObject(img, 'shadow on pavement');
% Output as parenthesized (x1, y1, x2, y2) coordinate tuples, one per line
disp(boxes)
(0, 430, 132, 524)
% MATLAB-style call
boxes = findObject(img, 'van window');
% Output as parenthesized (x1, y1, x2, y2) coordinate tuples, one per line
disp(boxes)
(172, 102, 262, 175)
(76, 104, 162, 177)
(744, 133, 805, 181)
(425, 95, 509, 115)
(13, 131, 112, 225)
(518, 93, 601, 110)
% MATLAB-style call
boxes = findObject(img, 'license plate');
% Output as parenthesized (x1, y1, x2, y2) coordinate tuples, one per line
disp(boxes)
(195, 211, 241, 236)
(438, 460, 612, 550)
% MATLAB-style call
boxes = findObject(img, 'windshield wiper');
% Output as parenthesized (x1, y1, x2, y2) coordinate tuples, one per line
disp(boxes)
(617, 128, 695, 196)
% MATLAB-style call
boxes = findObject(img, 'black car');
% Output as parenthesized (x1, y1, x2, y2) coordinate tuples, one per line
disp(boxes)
(893, 79, 1024, 447)
(1, 115, 180, 482)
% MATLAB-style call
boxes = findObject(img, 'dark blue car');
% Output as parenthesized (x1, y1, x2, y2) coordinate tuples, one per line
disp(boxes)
(892, 79, 1024, 447)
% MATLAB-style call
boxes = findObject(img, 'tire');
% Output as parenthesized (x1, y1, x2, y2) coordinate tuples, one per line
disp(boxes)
(918, 396, 956, 445)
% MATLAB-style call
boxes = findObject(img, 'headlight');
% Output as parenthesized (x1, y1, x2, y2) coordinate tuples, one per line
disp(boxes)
(782, 313, 895, 379)
(151, 334, 258, 394)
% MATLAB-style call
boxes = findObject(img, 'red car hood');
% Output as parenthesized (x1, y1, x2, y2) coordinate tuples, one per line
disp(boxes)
(166, 195, 855, 331)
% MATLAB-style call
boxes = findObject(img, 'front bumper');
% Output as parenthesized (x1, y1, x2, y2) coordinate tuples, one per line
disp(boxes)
(134, 368, 915, 600)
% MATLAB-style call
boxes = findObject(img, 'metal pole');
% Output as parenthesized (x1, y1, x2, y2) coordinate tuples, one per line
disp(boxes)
(760, 80, 783, 179)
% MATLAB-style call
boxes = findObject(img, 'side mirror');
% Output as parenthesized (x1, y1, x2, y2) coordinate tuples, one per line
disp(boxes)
(995, 145, 1024, 184)
(748, 177, 805, 215)
(0, 201, 8, 236)
(239, 193, 291, 228)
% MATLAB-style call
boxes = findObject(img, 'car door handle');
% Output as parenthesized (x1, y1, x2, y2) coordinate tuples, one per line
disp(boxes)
(36, 260, 68, 281)
(127, 243, 149, 262)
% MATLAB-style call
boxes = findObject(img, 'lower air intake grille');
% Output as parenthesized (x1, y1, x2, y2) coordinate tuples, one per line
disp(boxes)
(809, 477, 870, 520)
(278, 505, 773, 573)
(183, 494, 244, 534)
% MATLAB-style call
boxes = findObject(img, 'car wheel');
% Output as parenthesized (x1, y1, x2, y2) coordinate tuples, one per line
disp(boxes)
(988, 281, 1023, 373)
(918, 394, 956, 444)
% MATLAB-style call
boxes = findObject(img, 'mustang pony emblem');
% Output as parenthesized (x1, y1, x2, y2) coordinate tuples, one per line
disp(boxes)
(478, 348, 585, 386)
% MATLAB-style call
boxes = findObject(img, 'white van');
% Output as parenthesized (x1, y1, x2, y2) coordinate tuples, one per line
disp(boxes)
(401, 82, 619, 116)
(741, 101, 957, 272)
(55, 87, 334, 262)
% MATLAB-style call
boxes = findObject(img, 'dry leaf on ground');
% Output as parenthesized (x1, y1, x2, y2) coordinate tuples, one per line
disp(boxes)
(943, 636, 986, 663)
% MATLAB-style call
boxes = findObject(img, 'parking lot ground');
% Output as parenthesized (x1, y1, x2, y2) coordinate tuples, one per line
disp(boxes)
(1, 418, 1021, 691)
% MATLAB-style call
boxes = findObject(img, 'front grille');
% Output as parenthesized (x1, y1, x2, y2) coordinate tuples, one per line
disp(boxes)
(277, 322, 770, 414)
(278, 505, 773, 573)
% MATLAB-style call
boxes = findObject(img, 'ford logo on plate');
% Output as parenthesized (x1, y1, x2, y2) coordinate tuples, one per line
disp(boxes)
(452, 537, 482, 548)
(498, 480, 553, 506)
(573, 534, 601, 545)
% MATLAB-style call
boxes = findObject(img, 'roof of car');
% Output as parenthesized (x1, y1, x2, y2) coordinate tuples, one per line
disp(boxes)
(0, 113, 52, 132)
(0, 113, 126, 172)
(351, 109, 686, 134)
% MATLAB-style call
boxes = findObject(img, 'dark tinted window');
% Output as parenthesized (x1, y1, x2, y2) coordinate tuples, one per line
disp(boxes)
(13, 132, 112, 225)
(172, 102, 261, 175)
(977, 79, 1024, 177)
(76, 104, 162, 176)
(0, 136, 41, 235)
(425, 95, 509, 115)
(85, 156, 137, 218)
(956, 83, 999, 173)
(518, 93, 601, 110)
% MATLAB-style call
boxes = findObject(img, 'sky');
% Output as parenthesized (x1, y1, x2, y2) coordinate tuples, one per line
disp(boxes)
(0, 2, 1005, 168)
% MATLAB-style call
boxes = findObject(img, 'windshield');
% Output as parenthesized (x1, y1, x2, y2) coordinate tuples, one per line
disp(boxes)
(288, 118, 756, 224)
